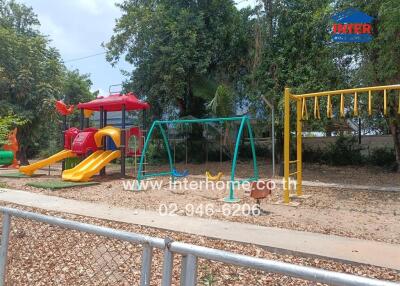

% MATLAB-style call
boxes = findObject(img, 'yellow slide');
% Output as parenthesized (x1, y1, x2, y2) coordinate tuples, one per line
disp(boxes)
(62, 150, 120, 182)
(19, 149, 76, 176)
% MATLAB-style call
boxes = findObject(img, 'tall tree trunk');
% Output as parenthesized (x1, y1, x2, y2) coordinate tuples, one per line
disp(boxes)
(389, 120, 400, 172)
(18, 145, 29, 166)
(262, 0, 273, 38)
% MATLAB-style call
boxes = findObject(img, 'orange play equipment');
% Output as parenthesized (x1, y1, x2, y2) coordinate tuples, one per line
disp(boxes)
(0, 128, 19, 168)
(55, 100, 74, 116)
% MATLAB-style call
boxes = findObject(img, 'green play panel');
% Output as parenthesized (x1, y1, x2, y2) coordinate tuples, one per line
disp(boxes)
(0, 172, 42, 178)
(26, 180, 99, 190)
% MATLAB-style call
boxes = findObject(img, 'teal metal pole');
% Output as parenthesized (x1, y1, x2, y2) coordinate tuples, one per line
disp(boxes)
(158, 117, 245, 125)
(246, 118, 259, 180)
(157, 123, 175, 182)
(137, 121, 157, 188)
(224, 116, 247, 203)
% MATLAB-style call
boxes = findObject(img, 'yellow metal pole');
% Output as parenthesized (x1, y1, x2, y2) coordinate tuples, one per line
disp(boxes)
(293, 84, 400, 99)
(354, 92, 358, 116)
(284, 88, 291, 203)
(296, 98, 303, 197)
(398, 91, 400, 114)
(340, 93, 344, 117)
(301, 97, 308, 120)
(327, 95, 332, 118)
(384, 89, 387, 116)
(313, 96, 320, 119)
(368, 90, 372, 116)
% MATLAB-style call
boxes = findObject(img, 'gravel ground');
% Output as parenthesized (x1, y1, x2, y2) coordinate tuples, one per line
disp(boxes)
(1, 202, 399, 285)
(1, 161, 399, 244)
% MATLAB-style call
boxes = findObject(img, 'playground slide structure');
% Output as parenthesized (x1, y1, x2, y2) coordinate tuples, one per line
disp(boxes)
(62, 150, 120, 182)
(19, 149, 76, 176)
(61, 125, 122, 182)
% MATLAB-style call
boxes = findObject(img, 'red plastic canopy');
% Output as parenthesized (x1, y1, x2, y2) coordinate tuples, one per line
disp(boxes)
(77, 92, 150, 112)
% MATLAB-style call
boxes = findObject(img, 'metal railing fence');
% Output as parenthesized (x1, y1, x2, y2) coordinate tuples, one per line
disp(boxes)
(0, 207, 398, 286)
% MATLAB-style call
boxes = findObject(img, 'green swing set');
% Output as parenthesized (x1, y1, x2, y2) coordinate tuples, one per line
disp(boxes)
(136, 116, 259, 202)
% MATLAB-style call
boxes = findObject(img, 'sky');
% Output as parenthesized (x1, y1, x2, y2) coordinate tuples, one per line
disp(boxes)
(21, 0, 258, 96)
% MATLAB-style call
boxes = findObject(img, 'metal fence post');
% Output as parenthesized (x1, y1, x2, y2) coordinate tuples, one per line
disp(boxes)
(140, 244, 153, 286)
(261, 95, 276, 177)
(161, 238, 174, 286)
(180, 254, 197, 286)
(0, 213, 11, 286)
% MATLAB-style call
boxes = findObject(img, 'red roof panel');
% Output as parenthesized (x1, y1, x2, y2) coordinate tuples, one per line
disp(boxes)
(77, 92, 150, 112)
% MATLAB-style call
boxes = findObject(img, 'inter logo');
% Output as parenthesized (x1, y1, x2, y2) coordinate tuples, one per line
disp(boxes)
(331, 8, 373, 43)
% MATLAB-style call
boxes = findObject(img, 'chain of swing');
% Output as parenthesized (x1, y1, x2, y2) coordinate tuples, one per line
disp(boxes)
(168, 122, 226, 179)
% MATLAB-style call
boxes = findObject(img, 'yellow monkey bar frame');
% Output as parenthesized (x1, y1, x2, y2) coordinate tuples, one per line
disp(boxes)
(283, 84, 400, 204)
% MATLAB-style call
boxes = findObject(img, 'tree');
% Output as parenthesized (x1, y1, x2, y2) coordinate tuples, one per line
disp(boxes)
(207, 84, 236, 156)
(0, 0, 39, 36)
(247, 0, 346, 167)
(105, 0, 251, 119)
(0, 0, 64, 163)
(0, 113, 26, 145)
(61, 69, 95, 127)
(333, 0, 400, 170)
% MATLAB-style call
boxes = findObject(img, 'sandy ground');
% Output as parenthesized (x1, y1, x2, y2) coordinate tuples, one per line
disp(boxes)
(2, 202, 399, 285)
(1, 161, 399, 244)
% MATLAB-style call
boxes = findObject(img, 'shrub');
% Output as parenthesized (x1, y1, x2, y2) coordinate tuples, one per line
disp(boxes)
(368, 147, 397, 170)
(302, 136, 399, 170)
(324, 136, 364, 165)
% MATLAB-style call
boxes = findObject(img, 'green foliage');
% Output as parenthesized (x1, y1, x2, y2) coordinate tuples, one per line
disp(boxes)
(325, 136, 364, 165)
(304, 139, 397, 170)
(208, 84, 235, 117)
(0, 0, 64, 162)
(147, 141, 168, 164)
(333, 0, 400, 167)
(368, 147, 396, 169)
(0, 0, 39, 35)
(302, 137, 353, 164)
(61, 69, 95, 127)
(0, 0, 95, 162)
(0, 182, 8, 188)
(249, 0, 345, 118)
(105, 0, 251, 118)
(0, 113, 27, 145)
(303, 136, 364, 165)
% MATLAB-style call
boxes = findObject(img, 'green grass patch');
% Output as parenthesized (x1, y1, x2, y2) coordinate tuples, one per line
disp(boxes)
(0, 182, 8, 188)
(26, 180, 99, 190)
(0, 172, 42, 178)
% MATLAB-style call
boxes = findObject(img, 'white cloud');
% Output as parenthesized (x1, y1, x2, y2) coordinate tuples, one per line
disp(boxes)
(39, 14, 89, 56)
(70, 0, 120, 15)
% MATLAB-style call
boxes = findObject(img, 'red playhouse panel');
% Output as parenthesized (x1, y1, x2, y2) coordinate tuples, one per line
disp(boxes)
(77, 92, 150, 112)
(126, 127, 143, 157)
(64, 127, 80, 150)
(71, 128, 98, 155)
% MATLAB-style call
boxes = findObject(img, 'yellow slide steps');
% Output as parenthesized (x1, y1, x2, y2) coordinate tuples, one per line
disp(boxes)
(62, 150, 120, 182)
(19, 149, 76, 176)
(205, 171, 224, 181)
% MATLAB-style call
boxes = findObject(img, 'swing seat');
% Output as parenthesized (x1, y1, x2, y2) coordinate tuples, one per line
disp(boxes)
(205, 171, 223, 181)
(172, 168, 189, 178)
